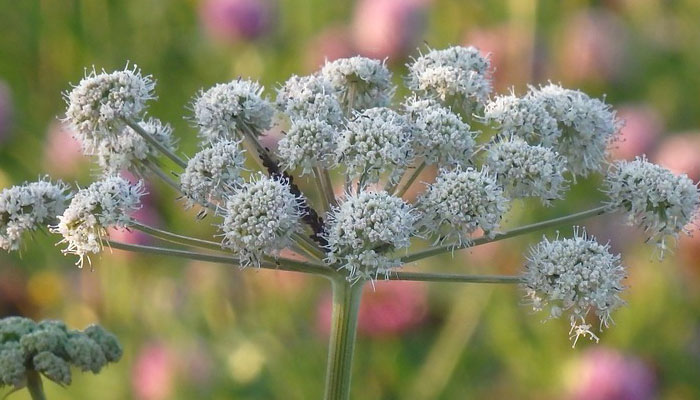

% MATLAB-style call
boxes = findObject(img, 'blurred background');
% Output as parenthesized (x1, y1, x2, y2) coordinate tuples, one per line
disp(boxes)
(1, 0, 700, 398)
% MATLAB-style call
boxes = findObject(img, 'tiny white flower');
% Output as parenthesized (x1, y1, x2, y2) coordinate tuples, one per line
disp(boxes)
(95, 118, 175, 174)
(275, 74, 343, 126)
(403, 97, 475, 167)
(417, 167, 509, 245)
(180, 140, 246, 208)
(0, 179, 70, 251)
(277, 118, 337, 175)
(336, 107, 414, 187)
(604, 157, 700, 253)
(485, 136, 568, 205)
(54, 176, 145, 268)
(192, 79, 274, 142)
(320, 57, 394, 111)
(218, 175, 304, 266)
(64, 65, 155, 151)
(529, 83, 621, 177)
(484, 92, 561, 147)
(523, 230, 626, 347)
(324, 191, 417, 281)
(406, 46, 492, 112)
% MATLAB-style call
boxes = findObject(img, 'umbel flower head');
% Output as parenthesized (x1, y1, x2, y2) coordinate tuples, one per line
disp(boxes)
(179, 140, 246, 208)
(529, 83, 621, 177)
(324, 191, 417, 281)
(193, 79, 274, 142)
(403, 96, 475, 167)
(54, 176, 145, 267)
(417, 167, 509, 245)
(604, 157, 700, 253)
(485, 136, 568, 205)
(0, 179, 70, 252)
(275, 74, 343, 126)
(484, 92, 561, 147)
(523, 230, 626, 347)
(0, 317, 121, 388)
(95, 117, 175, 174)
(320, 56, 394, 111)
(218, 175, 304, 266)
(406, 45, 492, 112)
(63, 65, 155, 151)
(336, 107, 414, 187)
(277, 118, 337, 175)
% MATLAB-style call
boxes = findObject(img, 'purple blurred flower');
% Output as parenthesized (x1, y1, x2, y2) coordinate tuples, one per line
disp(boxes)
(351, 0, 428, 60)
(609, 105, 663, 161)
(132, 343, 175, 400)
(0, 81, 12, 142)
(566, 348, 656, 400)
(317, 280, 428, 338)
(200, 0, 273, 43)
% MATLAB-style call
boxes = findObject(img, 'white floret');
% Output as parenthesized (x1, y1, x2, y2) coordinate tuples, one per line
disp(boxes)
(484, 92, 561, 146)
(180, 140, 246, 208)
(95, 118, 175, 174)
(277, 118, 337, 175)
(275, 74, 343, 126)
(321, 57, 394, 111)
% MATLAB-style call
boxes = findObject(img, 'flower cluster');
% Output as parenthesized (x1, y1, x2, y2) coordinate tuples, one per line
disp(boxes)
(324, 191, 416, 280)
(95, 118, 175, 174)
(523, 230, 626, 347)
(179, 140, 246, 207)
(193, 79, 274, 142)
(417, 168, 509, 244)
(485, 136, 568, 205)
(0, 179, 70, 251)
(321, 57, 394, 111)
(484, 92, 560, 146)
(277, 118, 337, 175)
(0, 317, 121, 388)
(407, 46, 491, 112)
(218, 175, 304, 266)
(604, 157, 700, 252)
(276, 74, 343, 126)
(54, 176, 145, 267)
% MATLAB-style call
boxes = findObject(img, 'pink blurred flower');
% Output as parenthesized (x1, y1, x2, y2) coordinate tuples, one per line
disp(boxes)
(132, 343, 175, 400)
(200, 0, 273, 43)
(351, 0, 428, 60)
(107, 205, 160, 246)
(0, 81, 13, 142)
(653, 133, 700, 182)
(609, 105, 662, 160)
(565, 348, 656, 400)
(304, 27, 355, 72)
(317, 280, 428, 338)
(558, 10, 627, 84)
(42, 121, 86, 178)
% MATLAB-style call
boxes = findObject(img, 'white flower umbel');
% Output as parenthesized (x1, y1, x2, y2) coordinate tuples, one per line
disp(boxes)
(193, 79, 274, 142)
(604, 157, 700, 253)
(64, 66, 155, 152)
(484, 93, 561, 147)
(417, 167, 509, 245)
(275, 74, 343, 126)
(277, 118, 337, 175)
(485, 136, 568, 205)
(336, 107, 413, 187)
(523, 230, 626, 347)
(180, 140, 246, 208)
(54, 176, 144, 268)
(324, 191, 416, 281)
(530, 83, 620, 177)
(403, 97, 475, 167)
(0, 179, 70, 251)
(95, 118, 175, 174)
(320, 57, 394, 111)
(218, 175, 304, 266)
(406, 46, 492, 112)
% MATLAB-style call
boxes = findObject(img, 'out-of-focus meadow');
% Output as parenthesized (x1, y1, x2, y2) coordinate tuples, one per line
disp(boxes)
(1, 0, 700, 398)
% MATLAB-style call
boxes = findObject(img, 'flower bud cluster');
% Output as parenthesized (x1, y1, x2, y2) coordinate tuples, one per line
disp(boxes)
(0, 317, 121, 388)
(276, 74, 343, 126)
(321, 56, 394, 111)
(179, 140, 246, 207)
(95, 118, 175, 174)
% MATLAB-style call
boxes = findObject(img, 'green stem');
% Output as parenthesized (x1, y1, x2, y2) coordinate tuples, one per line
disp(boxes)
(26, 370, 46, 400)
(313, 167, 332, 214)
(142, 161, 182, 193)
(389, 272, 523, 284)
(292, 232, 326, 260)
(319, 167, 338, 208)
(394, 162, 426, 197)
(125, 119, 187, 169)
(401, 205, 610, 264)
(324, 278, 364, 400)
(130, 221, 223, 252)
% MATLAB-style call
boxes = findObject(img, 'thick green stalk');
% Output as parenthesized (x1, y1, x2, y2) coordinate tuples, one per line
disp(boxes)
(390, 272, 523, 284)
(324, 278, 365, 400)
(26, 370, 46, 400)
(130, 221, 223, 252)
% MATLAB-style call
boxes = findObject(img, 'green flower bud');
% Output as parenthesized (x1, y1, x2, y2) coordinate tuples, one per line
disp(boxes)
(64, 333, 107, 373)
(33, 351, 71, 385)
(84, 325, 123, 363)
